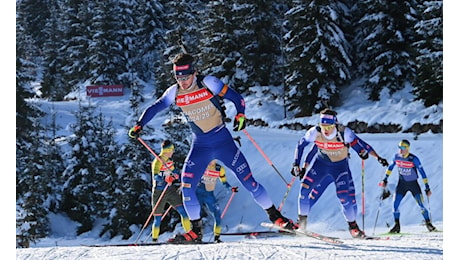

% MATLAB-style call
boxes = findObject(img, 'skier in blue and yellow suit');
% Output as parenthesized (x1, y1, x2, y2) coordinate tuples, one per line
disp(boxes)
(129, 53, 297, 243)
(196, 160, 238, 243)
(150, 140, 191, 242)
(379, 139, 437, 233)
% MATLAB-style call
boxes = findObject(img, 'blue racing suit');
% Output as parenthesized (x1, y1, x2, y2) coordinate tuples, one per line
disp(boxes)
(303, 135, 373, 214)
(384, 153, 431, 221)
(293, 126, 377, 222)
(136, 75, 274, 220)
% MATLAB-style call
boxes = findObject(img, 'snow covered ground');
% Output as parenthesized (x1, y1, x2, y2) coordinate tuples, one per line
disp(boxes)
(16, 128, 444, 259)
(16, 224, 443, 259)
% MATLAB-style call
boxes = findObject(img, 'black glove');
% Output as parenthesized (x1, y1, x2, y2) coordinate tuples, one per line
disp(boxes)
(425, 185, 432, 196)
(291, 164, 306, 180)
(233, 113, 247, 131)
(425, 188, 431, 197)
(291, 164, 300, 177)
(379, 178, 388, 188)
(128, 125, 142, 138)
(298, 167, 306, 180)
(377, 157, 389, 167)
(358, 149, 369, 160)
(231, 186, 239, 193)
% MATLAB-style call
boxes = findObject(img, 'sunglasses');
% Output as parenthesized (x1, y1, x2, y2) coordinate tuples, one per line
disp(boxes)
(398, 146, 408, 150)
(176, 74, 192, 82)
(320, 124, 335, 131)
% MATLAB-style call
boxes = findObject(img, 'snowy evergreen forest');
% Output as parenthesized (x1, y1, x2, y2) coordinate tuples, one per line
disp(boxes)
(16, 0, 442, 248)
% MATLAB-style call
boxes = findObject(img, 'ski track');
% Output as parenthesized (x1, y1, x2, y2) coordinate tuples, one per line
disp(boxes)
(16, 231, 443, 260)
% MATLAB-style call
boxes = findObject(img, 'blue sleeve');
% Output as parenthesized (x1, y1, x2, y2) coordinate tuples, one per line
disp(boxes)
(413, 156, 428, 179)
(223, 87, 245, 114)
(294, 136, 310, 165)
(348, 133, 375, 155)
(137, 86, 176, 127)
(294, 127, 317, 165)
(304, 145, 318, 164)
(203, 75, 245, 114)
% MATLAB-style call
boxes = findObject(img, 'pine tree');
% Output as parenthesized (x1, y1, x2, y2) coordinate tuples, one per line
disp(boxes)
(60, 103, 119, 235)
(227, 1, 286, 91)
(40, 0, 70, 100)
(284, 0, 353, 116)
(16, 120, 51, 248)
(199, 1, 237, 83)
(411, 1, 442, 106)
(352, 0, 419, 101)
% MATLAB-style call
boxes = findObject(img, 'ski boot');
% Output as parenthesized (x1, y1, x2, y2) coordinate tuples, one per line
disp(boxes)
(266, 205, 298, 230)
(214, 235, 222, 243)
(348, 221, 366, 238)
(168, 219, 203, 243)
(425, 220, 437, 232)
(389, 220, 400, 233)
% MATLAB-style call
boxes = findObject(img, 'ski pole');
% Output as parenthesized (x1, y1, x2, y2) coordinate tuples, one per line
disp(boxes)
(278, 176, 296, 211)
(134, 183, 171, 244)
(242, 129, 289, 185)
(426, 195, 433, 221)
(221, 190, 236, 218)
(142, 205, 173, 243)
(137, 137, 174, 172)
(162, 205, 173, 221)
(361, 159, 365, 231)
(372, 190, 385, 236)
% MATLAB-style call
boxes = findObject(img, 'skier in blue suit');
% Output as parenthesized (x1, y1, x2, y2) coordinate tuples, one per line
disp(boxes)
(291, 108, 388, 238)
(379, 139, 436, 233)
(129, 53, 298, 243)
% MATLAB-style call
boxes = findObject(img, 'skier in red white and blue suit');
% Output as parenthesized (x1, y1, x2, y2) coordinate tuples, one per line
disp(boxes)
(290, 108, 389, 238)
(379, 139, 437, 233)
(128, 53, 297, 243)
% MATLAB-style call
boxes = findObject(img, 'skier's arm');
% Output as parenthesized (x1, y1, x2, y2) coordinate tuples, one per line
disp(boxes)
(204, 76, 245, 115)
(302, 145, 318, 168)
(137, 86, 177, 127)
(413, 156, 430, 191)
(346, 129, 388, 166)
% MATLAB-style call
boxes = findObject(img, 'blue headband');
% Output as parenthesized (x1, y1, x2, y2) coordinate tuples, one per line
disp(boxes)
(320, 114, 336, 125)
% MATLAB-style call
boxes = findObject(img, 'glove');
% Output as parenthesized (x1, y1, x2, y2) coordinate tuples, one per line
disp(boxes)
(377, 157, 389, 167)
(425, 188, 432, 197)
(231, 186, 239, 193)
(298, 168, 306, 180)
(291, 164, 301, 177)
(233, 113, 247, 131)
(128, 125, 142, 138)
(358, 149, 369, 160)
(165, 173, 179, 184)
(425, 185, 432, 197)
(379, 178, 388, 188)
